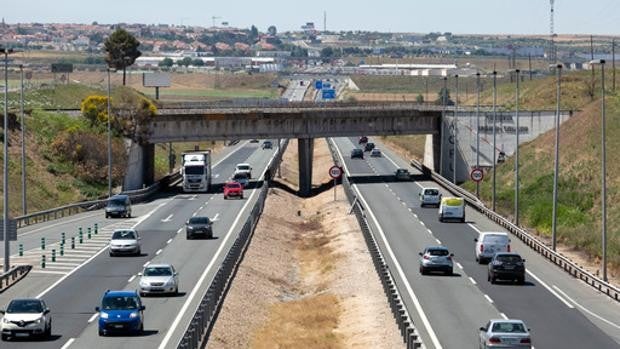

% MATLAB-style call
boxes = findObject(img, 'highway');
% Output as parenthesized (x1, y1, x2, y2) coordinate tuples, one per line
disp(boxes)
(0, 140, 280, 349)
(331, 137, 620, 349)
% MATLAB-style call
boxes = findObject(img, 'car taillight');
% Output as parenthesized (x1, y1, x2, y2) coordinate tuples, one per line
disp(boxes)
(488, 337, 501, 344)
(447, 256, 452, 260)
(507, 245, 511, 252)
(520, 338, 531, 344)
(480, 244, 484, 252)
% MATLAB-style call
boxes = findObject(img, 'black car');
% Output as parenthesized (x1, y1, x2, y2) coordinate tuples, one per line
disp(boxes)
(364, 142, 375, 152)
(105, 194, 132, 218)
(488, 253, 526, 284)
(262, 140, 273, 149)
(395, 168, 411, 181)
(358, 136, 368, 144)
(185, 216, 213, 239)
(350, 148, 364, 159)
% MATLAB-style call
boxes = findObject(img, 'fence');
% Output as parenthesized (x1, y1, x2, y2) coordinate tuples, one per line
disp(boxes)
(0, 265, 32, 293)
(177, 139, 288, 349)
(410, 159, 620, 303)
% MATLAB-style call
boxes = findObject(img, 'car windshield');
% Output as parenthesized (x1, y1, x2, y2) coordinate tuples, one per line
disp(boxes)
(427, 249, 449, 256)
(424, 189, 439, 196)
(237, 165, 250, 171)
(185, 166, 204, 175)
(233, 173, 248, 180)
(189, 217, 211, 225)
(102, 296, 139, 310)
(492, 322, 527, 333)
(7, 300, 43, 313)
(226, 183, 241, 189)
(483, 235, 509, 244)
(497, 255, 522, 263)
(108, 198, 125, 206)
(112, 230, 136, 240)
(397, 169, 408, 173)
(143, 267, 173, 277)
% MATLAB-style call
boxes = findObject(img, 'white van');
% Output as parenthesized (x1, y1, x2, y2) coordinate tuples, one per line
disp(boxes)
(438, 197, 465, 222)
(474, 232, 511, 263)
(419, 187, 442, 207)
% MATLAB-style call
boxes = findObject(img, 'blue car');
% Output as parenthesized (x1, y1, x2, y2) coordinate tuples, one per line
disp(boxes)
(95, 290, 145, 336)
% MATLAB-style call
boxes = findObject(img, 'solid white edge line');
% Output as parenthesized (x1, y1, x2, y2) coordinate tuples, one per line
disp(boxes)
(551, 285, 620, 329)
(156, 249, 163, 255)
(87, 313, 99, 323)
(484, 294, 494, 304)
(167, 238, 173, 244)
(159, 148, 276, 349)
(60, 338, 75, 349)
(526, 270, 574, 309)
(456, 262, 463, 270)
(143, 261, 150, 268)
(128, 275, 136, 283)
(469, 276, 477, 285)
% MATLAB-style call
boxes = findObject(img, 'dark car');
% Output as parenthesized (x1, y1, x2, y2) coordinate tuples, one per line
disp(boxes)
(364, 142, 375, 152)
(488, 253, 526, 284)
(262, 140, 273, 149)
(350, 148, 364, 159)
(358, 136, 368, 144)
(395, 168, 411, 180)
(185, 216, 213, 239)
(105, 194, 132, 218)
(250, 139, 260, 143)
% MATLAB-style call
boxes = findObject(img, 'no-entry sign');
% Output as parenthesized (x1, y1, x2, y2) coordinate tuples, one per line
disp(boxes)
(470, 168, 484, 182)
(329, 165, 343, 179)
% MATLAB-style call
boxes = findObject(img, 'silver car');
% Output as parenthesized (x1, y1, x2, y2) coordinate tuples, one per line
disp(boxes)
(418, 246, 454, 275)
(479, 319, 532, 348)
(139, 264, 178, 296)
(0, 299, 52, 340)
(109, 229, 141, 256)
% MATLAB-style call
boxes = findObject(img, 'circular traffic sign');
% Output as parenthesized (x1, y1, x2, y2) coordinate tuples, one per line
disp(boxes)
(329, 165, 343, 179)
(470, 168, 484, 182)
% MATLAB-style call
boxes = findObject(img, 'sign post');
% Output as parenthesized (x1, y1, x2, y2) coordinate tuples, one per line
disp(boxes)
(470, 168, 484, 183)
(329, 165, 343, 201)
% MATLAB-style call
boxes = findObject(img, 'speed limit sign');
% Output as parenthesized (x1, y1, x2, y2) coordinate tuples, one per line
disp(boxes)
(470, 168, 484, 182)
(329, 165, 343, 179)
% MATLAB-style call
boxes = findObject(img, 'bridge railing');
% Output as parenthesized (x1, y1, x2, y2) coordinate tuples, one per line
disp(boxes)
(177, 139, 288, 349)
(410, 159, 620, 303)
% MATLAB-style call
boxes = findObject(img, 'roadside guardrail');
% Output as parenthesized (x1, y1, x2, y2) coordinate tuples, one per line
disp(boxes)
(177, 139, 288, 349)
(410, 159, 620, 303)
(0, 265, 32, 293)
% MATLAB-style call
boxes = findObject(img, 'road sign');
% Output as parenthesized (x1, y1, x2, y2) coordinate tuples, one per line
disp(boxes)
(315, 80, 323, 90)
(329, 165, 343, 179)
(322, 88, 336, 100)
(470, 168, 484, 182)
(0, 219, 17, 241)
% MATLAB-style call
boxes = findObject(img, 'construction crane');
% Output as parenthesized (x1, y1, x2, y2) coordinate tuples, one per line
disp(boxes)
(549, 0, 556, 64)
(211, 16, 222, 28)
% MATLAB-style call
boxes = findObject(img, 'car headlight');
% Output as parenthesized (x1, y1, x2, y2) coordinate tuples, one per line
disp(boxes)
(139, 279, 148, 287)
(35, 317, 43, 324)
(166, 278, 175, 286)
(129, 312, 139, 319)
(100, 312, 109, 319)
(2, 317, 9, 323)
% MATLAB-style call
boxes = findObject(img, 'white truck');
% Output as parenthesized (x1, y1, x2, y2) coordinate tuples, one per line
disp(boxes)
(180, 150, 212, 193)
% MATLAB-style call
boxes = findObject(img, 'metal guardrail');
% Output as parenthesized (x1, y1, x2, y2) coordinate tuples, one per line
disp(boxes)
(14, 172, 181, 228)
(327, 138, 422, 349)
(0, 265, 32, 293)
(177, 139, 288, 349)
(410, 159, 620, 303)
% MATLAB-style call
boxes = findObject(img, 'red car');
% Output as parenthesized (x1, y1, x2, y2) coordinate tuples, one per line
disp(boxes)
(223, 181, 244, 199)
(358, 136, 368, 144)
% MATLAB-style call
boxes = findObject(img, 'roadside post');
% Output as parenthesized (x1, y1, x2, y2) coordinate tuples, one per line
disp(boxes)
(329, 166, 343, 201)
(18, 244, 23, 256)
(94, 223, 98, 235)
(71, 237, 75, 249)
(51, 249, 56, 262)
(41, 237, 45, 250)
(41, 255, 45, 269)
(87, 227, 92, 240)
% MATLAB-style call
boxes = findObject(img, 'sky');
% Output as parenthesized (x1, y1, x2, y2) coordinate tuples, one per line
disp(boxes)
(3, 0, 620, 35)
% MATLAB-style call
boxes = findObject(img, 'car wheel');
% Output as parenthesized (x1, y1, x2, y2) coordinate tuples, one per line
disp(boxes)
(224, 195, 228, 200)
(173, 287, 179, 296)
(447, 269, 453, 276)
(438, 215, 443, 222)
(138, 322, 144, 335)
(186, 233, 192, 240)
(518, 277, 525, 285)
(419, 266, 426, 275)
(136, 249, 141, 256)
(98, 329, 105, 336)
(1, 334, 8, 341)
(105, 213, 109, 218)
(490, 275, 496, 284)
(109, 251, 115, 257)
(240, 195, 244, 199)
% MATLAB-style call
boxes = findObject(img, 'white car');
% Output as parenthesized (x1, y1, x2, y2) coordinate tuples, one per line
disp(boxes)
(475, 232, 511, 264)
(438, 197, 465, 222)
(479, 319, 532, 348)
(139, 264, 179, 296)
(370, 148, 382, 157)
(1, 298, 52, 340)
(109, 229, 141, 256)
(234, 163, 252, 178)
(419, 187, 442, 207)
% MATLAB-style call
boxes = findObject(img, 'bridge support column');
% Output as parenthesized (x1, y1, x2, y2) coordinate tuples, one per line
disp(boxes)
(123, 141, 155, 191)
(298, 138, 314, 197)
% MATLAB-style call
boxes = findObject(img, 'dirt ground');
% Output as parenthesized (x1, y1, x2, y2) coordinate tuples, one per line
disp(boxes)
(208, 139, 403, 348)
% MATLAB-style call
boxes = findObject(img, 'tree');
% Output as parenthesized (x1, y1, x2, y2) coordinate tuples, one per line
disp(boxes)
(158, 57, 174, 68)
(416, 94, 424, 104)
(267, 25, 277, 36)
(178, 57, 193, 67)
(104, 28, 142, 85)
(436, 87, 454, 106)
(192, 58, 205, 66)
(250, 25, 259, 41)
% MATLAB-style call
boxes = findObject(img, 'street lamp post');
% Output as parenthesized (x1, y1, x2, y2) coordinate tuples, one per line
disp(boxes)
(2, 47, 15, 272)
(551, 64, 563, 251)
(590, 59, 607, 281)
(476, 72, 481, 198)
(440, 77, 447, 176)
(515, 69, 520, 226)
(453, 74, 459, 184)
(492, 71, 497, 211)
(107, 68, 113, 197)
(20, 65, 26, 216)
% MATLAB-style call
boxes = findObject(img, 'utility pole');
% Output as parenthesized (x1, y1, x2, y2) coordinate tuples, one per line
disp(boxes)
(323, 11, 327, 32)
(551, 64, 562, 251)
(613, 39, 616, 92)
(515, 69, 521, 226)
(107, 68, 113, 198)
(453, 75, 459, 184)
(440, 77, 447, 176)
(20, 65, 26, 215)
(492, 71, 497, 212)
(528, 54, 533, 80)
(476, 72, 481, 198)
(2, 47, 15, 272)
(591, 35, 595, 98)
(601, 60, 607, 282)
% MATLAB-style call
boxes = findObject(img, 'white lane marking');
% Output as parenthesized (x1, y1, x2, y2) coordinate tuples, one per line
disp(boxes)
(212, 213, 220, 222)
(427, 229, 433, 235)
(402, 202, 406, 206)
(526, 270, 574, 309)
(551, 286, 620, 329)
(199, 206, 204, 210)
(456, 262, 463, 269)
(435, 239, 441, 245)
(413, 214, 418, 219)
(159, 150, 272, 349)
(30, 270, 67, 275)
(167, 238, 173, 244)
(88, 313, 99, 323)
(143, 261, 150, 268)
(192, 212, 197, 217)
(500, 313, 508, 320)
(213, 174, 220, 178)
(484, 294, 494, 304)
(189, 195, 197, 201)
(128, 275, 136, 283)
(156, 249, 163, 255)
(177, 228, 183, 234)
(468, 222, 482, 233)
(408, 208, 413, 212)
(469, 277, 477, 285)
(161, 214, 173, 222)
(60, 338, 75, 349)
(420, 221, 426, 227)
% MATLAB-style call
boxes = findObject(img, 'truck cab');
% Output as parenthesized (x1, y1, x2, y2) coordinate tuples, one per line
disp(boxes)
(181, 150, 212, 193)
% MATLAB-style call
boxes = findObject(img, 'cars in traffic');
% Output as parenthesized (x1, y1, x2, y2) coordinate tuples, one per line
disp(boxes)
(249, 139, 260, 143)
(234, 163, 252, 178)
(262, 140, 273, 149)
(418, 246, 454, 275)
(419, 187, 442, 207)
(0, 298, 52, 341)
(138, 264, 179, 296)
(475, 232, 511, 264)
(438, 197, 465, 222)
(394, 168, 411, 181)
(478, 319, 532, 348)
(364, 142, 376, 152)
(96, 290, 145, 336)
(358, 136, 368, 144)
(350, 148, 364, 159)
(223, 181, 244, 199)
(232, 172, 250, 187)
(370, 148, 382, 157)
(105, 194, 132, 218)
(109, 229, 141, 256)
(185, 216, 214, 239)
(488, 253, 526, 284)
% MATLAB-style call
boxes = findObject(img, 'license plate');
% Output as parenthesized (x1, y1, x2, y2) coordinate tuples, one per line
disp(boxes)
(505, 266, 515, 270)
(503, 338, 519, 344)
(14, 333, 29, 337)
(114, 324, 124, 329)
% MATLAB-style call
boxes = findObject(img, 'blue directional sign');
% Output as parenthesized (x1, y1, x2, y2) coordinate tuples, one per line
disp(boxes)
(323, 82, 332, 89)
(322, 88, 336, 100)
(315, 80, 323, 90)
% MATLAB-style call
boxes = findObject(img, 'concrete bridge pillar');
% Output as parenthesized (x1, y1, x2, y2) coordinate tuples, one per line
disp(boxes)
(123, 141, 155, 191)
(298, 138, 314, 197)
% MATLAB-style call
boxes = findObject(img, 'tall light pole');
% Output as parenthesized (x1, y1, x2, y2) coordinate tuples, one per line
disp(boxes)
(453, 74, 459, 184)
(2, 47, 15, 272)
(590, 59, 607, 281)
(440, 77, 447, 176)
(475, 72, 481, 198)
(107, 68, 113, 198)
(551, 64, 563, 251)
(492, 71, 497, 211)
(20, 65, 26, 216)
(515, 69, 521, 226)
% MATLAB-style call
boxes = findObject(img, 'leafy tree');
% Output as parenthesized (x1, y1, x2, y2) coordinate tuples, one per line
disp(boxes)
(267, 25, 277, 36)
(158, 57, 174, 68)
(416, 94, 424, 103)
(192, 58, 205, 66)
(104, 28, 142, 86)
(80, 95, 109, 129)
(250, 25, 259, 41)
(436, 87, 454, 106)
(178, 57, 193, 67)
(321, 47, 335, 58)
